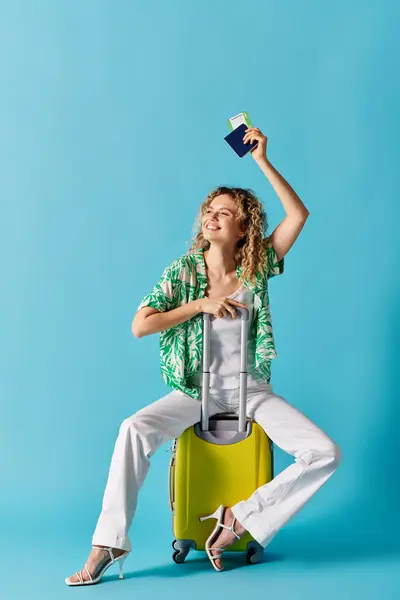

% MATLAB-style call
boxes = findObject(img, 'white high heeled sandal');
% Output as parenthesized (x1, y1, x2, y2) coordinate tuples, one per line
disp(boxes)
(65, 545, 130, 586)
(199, 505, 242, 572)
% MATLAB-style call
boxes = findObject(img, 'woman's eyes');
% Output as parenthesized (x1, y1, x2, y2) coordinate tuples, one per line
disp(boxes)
(206, 210, 229, 216)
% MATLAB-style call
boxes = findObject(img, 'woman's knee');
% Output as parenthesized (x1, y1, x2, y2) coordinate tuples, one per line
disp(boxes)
(300, 438, 342, 469)
(330, 441, 342, 467)
(117, 415, 155, 459)
(119, 410, 147, 435)
(320, 439, 342, 468)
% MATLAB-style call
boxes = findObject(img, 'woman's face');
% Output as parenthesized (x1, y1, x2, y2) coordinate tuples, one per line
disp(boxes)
(202, 194, 244, 245)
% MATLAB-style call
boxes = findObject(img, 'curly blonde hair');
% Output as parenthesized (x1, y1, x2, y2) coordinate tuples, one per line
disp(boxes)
(186, 186, 270, 286)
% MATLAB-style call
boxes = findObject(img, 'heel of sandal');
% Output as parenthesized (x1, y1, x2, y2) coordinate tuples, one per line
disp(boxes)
(118, 553, 129, 579)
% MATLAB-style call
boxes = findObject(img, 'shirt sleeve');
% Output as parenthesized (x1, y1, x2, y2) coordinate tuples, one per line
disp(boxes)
(136, 263, 175, 313)
(265, 239, 285, 279)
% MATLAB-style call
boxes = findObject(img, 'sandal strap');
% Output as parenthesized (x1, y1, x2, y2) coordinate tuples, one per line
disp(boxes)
(220, 517, 241, 539)
(84, 564, 93, 582)
(93, 545, 115, 563)
(209, 547, 226, 559)
(206, 509, 243, 567)
(75, 570, 83, 583)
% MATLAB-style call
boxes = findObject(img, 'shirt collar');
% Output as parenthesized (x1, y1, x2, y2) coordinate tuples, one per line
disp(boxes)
(192, 247, 263, 295)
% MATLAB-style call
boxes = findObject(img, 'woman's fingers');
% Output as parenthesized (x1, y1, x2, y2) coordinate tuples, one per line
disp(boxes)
(243, 132, 261, 144)
(243, 127, 266, 144)
(215, 299, 247, 319)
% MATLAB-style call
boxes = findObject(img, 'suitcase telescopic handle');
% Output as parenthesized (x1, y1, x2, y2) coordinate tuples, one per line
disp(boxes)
(200, 307, 249, 433)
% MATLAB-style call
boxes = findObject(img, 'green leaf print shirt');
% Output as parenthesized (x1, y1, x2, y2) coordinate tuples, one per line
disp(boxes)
(135, 241, 284, 400)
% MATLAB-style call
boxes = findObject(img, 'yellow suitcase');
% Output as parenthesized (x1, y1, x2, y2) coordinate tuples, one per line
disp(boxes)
(167, 308, 274, 565)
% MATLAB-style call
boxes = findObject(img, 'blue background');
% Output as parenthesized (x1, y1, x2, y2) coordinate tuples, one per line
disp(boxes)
(1, 0, 399, 597)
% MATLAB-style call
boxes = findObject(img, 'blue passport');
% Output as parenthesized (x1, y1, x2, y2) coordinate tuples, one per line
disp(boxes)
(224, 123, 258, 158)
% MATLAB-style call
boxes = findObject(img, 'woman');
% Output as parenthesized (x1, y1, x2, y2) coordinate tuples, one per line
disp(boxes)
(65, 127, 341, 585)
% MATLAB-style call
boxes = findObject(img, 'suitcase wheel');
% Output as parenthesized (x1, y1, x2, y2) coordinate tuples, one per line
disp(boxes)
(246, 546, 263, 565)
(172, 550, 189, 563)
(172, 539, 191, 563)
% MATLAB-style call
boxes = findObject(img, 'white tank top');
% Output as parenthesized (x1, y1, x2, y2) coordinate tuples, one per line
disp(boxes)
(187, 284, 265, 391)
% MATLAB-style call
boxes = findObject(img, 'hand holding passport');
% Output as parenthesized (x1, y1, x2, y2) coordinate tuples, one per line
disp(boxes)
(224, 112, 259, 158)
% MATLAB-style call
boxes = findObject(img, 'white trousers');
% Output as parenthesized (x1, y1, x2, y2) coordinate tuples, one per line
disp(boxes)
(92, 382, 341, 552)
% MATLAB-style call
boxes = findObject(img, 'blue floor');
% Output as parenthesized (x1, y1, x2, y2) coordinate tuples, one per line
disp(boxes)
(4, 515, 400, 600)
